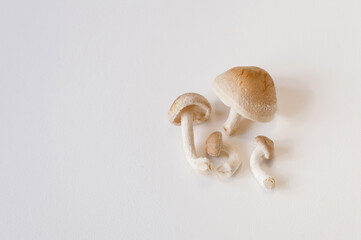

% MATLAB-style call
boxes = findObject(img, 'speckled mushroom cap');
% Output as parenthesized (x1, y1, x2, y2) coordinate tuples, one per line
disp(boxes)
(213, 66, 277, 122)
(168, 93, 211, 126)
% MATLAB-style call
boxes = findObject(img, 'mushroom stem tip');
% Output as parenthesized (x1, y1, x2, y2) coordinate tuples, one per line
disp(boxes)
(264, 177, 275, 189)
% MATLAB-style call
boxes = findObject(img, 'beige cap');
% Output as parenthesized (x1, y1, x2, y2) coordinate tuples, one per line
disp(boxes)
(205, 131, 222, 157)
(213, 66, 277, 122)
(168, 93, 211, 126)
(254, 135, 274, 159)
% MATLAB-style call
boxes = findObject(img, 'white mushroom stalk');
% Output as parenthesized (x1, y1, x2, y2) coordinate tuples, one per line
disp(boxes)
(250, 136, 275, 189)
(168, 93, 213, 174)
(181, 111, 213, 174)
(205, 131, 242, 178)
(223, 108, 242, 136)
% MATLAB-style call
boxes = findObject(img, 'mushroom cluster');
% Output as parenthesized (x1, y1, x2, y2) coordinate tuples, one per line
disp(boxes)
(168, 66, 279, 190)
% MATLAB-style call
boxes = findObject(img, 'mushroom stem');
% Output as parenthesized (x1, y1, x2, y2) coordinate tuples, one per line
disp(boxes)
(223, 108, 242, 136)
(215, 142, 242, 178)
(250, 146, 275, 189)
(181, 111, 212, 174)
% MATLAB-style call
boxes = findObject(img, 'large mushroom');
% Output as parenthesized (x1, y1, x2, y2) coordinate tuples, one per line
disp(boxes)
(250, 136, 275, 189)
(213, 66, 277, 136)
(168, 93, 213, 174)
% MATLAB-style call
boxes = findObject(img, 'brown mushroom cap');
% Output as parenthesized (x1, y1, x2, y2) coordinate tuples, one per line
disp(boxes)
(205, 131, 222, 157)
(254, 135, 274, 159)
(213, 66, 277, 122)
(168, 93, 211, 126)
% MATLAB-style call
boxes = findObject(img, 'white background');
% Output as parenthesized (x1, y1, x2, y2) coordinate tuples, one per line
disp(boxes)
(1, 0, 361, 239)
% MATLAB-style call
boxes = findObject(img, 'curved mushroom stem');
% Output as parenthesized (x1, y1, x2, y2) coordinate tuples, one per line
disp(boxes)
(181, 111, 212, 174)
(223, 108, 242, 136)
(215, 142, 242, 178)
(250, 146, 275, 189)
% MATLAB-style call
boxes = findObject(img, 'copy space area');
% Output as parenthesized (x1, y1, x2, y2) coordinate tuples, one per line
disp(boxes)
(1, 0, 360, 239)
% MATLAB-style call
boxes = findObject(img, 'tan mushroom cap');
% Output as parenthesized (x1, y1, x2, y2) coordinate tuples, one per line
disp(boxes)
(168, 93, 211, 126)
(213, 66, 277, 122)
(254, 135, 274, 159)
(205, 131, 222, 157)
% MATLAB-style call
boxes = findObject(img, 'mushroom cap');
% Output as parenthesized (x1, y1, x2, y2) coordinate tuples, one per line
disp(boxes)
(168, 93, 211, 126)
(213, 66, 277, 122)
(254, 135, 274, 159)
(205, 131, 222, 157)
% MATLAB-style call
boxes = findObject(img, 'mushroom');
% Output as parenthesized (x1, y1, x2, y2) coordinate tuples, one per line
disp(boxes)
(250, 136, 275, 189)
(168, 93, 213, 174)
(205, 131, 242, 177)
(213, 66, 277, 136)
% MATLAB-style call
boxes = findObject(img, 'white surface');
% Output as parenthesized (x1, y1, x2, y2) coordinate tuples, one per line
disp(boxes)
(1, 0, 361, 239)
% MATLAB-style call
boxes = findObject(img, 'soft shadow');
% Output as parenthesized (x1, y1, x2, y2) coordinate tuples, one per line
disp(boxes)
(264, 139, 293, 168)
(276, 82, 313, 123)
(274, 174, 288, 189)
(232, 118, 254, 136)
(275, 139, 293, 159)
(209, 99, 229, 124)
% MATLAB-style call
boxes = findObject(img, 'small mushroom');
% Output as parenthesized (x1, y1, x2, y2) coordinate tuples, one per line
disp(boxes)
(213, 66, 277, 136)
(250, 136, 275, 189)
(168, 93, 213, 174)
(205, 131, 223, 157)
(205, 131, 242, 177)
